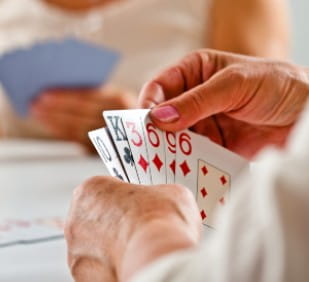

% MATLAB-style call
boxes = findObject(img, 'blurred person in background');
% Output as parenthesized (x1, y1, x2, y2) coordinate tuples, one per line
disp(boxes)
(0, 0, 290, 151)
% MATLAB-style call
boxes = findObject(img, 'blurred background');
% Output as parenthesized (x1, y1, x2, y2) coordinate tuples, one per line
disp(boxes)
(291, 0, 309, 65)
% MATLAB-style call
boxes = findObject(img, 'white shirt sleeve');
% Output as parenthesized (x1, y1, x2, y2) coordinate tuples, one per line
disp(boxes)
(132, 105, 309, 282)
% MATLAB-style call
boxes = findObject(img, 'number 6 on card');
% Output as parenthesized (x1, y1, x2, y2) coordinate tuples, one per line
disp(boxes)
(144, 116, 167, 184)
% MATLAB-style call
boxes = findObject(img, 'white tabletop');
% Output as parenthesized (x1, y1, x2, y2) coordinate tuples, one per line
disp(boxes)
(0, 139, 106, 282)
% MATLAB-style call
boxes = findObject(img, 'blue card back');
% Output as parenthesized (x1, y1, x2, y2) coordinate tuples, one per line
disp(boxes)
(0, 38, 120, 116)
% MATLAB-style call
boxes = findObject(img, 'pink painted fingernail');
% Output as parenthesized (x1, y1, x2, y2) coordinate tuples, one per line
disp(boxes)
(151, 105, 180, 123)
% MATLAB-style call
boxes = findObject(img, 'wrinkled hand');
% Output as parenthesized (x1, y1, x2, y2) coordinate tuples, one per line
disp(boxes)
(65, 176, 201, 282)
(139, 49, 309, 159)
(31, 85, 136, 152)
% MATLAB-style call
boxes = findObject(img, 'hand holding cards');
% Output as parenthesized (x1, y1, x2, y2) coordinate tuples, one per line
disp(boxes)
(0, 38, 119, 116)
(89, 110, 248, 227)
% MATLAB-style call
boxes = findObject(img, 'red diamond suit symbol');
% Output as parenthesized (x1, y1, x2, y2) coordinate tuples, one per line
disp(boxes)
(201, 165, 208, 176)
(180, 160, 191, 176)
(220, 175, 227, 185)
(138, 155, 149, 172)
(200, 187, 208, 198)
(152, 154, 163, 171)
(169, 160, 176, 174)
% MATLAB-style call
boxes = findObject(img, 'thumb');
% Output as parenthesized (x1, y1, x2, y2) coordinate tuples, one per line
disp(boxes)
(149, 66, 247, 132)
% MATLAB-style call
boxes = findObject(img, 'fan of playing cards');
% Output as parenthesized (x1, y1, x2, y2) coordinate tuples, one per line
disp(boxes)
(88, 109, 248, 227)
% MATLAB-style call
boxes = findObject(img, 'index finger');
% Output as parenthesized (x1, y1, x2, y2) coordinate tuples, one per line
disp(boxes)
(138, 49, 249, 108)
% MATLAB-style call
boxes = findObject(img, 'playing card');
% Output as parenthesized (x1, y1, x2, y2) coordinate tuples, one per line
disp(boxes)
(103, 110, 140, 184)
(164, 131, 177, 184)
(0, 218, 64, 248)
(197, 160, 230, 227)
(143, 114, 167, 184)
(175, 130, 248, 226)
(88, 127, 128, 182)
(0, 38, 120, 115)
(121, 110, 153, 185)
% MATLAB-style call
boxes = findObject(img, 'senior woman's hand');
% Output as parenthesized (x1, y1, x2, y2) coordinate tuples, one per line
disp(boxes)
(31, 85, 136, 152)
(139, 49, 309, 159)
(65, 176, 201, 282)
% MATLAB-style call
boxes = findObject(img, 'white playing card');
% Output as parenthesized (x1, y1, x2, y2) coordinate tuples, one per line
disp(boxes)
(175, 130, 248, 227)
(0, 218, 64, 247)
(164, 131, 177, 184)
(103, 110, 140, 184)
(88, 127, 128, 182)
(122, 110, 152, 185)
(143, 114, 167, 184)
(197, 160, 230, 227)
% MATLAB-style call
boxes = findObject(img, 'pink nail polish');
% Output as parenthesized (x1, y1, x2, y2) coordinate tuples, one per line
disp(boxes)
(151, 105, 180, 123)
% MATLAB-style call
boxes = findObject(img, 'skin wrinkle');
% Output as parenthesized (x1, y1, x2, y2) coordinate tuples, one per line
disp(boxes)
(198, 51, 207, 83)
(222, 64, 249, 112)
(178, 64, 189, 94)
(213, 115, 226, 147)
(72, 255, 116, 281)
(226, 65, 267, 116)
(261, 70, 307, 126)
(67, 220, 100, 262)
(185, 53, 205, 89)
(211, 51, 227, 75)
(186, 88, 206, 119)
(79, 181, 197, 277)
(111, 185, 197, 280)
(200, 51, 225, 83)
(260, 70, 293, 124)
(200, 52, 218, 82)
(269, 78, 296, 125)
(276, 80, 308, 124)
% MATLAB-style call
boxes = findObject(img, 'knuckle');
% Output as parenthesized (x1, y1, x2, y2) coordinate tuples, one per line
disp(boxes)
(72, 176, 106, 199)
(186, 89, 205, 114)
(70, 256, 85, 279)
(165, 65, 183, 81)
(183, 50, 202, 64)
(72, 184, 85, 200)
(223, 65, 249, 101)
(83, 175, 107, 188)
(224, 65, 248, 82)
(170, 184, 195, 203)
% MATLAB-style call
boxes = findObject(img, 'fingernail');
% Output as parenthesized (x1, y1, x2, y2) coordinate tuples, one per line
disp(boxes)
(151, 105, 180, 123)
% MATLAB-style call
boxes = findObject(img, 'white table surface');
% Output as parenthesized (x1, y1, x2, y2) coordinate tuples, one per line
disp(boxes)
(0, 139, 106, 282)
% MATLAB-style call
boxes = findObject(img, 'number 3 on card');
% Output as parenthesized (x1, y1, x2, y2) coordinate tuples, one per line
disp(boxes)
(125, 121, 143, 147)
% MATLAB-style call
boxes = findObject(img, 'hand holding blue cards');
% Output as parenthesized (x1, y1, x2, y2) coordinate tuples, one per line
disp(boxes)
(0, 38, 120, 116)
